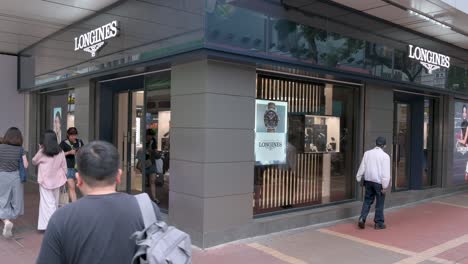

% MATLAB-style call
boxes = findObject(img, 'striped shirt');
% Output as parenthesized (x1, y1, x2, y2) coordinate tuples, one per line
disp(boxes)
(0, 144, 21, 172)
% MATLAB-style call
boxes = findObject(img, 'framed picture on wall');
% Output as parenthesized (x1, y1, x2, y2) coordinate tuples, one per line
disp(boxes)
(304, 115, 340, 153)
(53, 107, 63, 142)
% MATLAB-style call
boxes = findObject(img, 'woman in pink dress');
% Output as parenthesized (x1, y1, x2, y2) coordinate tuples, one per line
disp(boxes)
(32, 130, 67, 231)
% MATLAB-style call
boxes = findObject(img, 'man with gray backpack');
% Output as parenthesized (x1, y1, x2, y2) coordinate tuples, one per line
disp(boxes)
(37, 141, 191, 264)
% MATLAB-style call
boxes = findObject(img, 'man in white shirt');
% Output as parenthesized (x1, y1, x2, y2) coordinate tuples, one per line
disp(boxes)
(356, 137, 391, 230)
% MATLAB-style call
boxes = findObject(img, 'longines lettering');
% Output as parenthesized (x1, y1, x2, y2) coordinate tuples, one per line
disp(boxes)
(74, 21, 119, 57)
(408, 44, 450, 74)
(259, 141, 283, 151)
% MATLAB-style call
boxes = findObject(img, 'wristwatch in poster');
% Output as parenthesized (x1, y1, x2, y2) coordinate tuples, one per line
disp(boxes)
(264, 102, 279, 132)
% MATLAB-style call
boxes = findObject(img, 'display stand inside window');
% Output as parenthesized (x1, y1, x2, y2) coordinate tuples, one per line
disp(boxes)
(254, 74, 356, 215)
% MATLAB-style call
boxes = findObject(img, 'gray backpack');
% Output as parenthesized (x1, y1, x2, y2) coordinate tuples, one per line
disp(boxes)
(132, 194, 192, 264)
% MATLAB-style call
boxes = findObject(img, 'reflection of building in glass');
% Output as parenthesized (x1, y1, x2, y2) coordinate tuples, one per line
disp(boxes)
(421, 68, 447, 88)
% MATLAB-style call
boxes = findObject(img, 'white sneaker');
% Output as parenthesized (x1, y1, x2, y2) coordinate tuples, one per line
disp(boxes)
(2, 220, 13, 238)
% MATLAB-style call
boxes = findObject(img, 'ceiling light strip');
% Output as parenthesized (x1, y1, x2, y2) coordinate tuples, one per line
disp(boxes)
(379, 0, 452, 30)
(407, 10, 451, 29)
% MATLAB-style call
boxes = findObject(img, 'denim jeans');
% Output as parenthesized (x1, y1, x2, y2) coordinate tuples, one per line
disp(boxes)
(359, 181, 386, 225)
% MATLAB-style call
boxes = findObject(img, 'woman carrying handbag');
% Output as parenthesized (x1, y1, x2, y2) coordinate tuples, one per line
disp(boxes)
(0, 127, 28, 238)
(33, 130, 67, 231)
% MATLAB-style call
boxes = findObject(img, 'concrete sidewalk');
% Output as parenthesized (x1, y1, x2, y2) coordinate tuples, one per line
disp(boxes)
(2, 183, 468, 264)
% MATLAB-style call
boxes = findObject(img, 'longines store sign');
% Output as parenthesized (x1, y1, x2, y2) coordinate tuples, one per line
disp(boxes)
(408, 44, 450, 74)
(74, 21, 120, 57)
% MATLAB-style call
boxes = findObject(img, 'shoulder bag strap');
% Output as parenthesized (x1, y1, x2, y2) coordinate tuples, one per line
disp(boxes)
(134, 193, 157, 229)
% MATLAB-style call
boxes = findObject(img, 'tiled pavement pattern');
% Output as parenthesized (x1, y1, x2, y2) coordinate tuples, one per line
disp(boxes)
(2, 182, 467, 264)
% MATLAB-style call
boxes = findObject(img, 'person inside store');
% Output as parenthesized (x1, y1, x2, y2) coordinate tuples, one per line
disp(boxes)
(136, 129, 160, 204)
(59, 127, 84, 202)
(33, 130, 67, 231)
(356, 136, 391, 230)
(0, 127, 28, 238)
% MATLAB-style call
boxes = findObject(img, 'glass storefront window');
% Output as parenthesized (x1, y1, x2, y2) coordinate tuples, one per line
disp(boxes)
(253, 74, 356, 215)
(144, 74, 171, 210)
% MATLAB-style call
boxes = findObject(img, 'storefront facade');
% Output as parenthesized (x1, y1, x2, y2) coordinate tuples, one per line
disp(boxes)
(19, 0, 468, 247)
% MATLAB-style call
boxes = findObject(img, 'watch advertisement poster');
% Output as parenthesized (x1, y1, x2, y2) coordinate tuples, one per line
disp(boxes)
(304, 115, 340, 153)
(255, 100, 288, 165)
(453, 101, 468, 184)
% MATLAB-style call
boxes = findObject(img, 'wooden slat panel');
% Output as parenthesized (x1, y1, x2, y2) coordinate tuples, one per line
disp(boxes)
(254, 75, 326, 214)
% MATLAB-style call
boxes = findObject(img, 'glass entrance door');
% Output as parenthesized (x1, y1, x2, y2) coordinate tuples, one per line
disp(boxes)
(393, 102, 410, 190)
(116, 90, 145, 193)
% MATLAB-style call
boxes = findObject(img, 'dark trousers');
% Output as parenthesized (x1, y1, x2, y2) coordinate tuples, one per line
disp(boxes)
(359, 181, 386, 225)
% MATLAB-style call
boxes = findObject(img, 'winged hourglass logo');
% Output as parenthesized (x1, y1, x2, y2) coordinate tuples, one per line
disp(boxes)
(420, 62, 440, 74)
(83, 42, 105, 57)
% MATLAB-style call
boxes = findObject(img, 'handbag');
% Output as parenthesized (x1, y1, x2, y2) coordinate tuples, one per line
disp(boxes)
(59, 185, 69, 207)
(18, 147, 27, 183)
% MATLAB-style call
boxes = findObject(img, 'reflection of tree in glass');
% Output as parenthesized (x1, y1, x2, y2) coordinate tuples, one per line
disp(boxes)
(448, 66, 468, 91)
(392, 50, 423, 82)
(273, 20, 365, 67)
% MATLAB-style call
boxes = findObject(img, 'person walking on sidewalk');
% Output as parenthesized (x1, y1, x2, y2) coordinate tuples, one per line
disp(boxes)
(33, 130, 67, 231)
(59, 127, 84, 202)
(0, 127, 28, 238)
(356, 136, 391, 230)
(37, 141, 161, 264)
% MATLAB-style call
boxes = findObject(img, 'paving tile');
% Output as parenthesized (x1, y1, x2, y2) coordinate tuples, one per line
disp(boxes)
(193, 244, 287, 264)
(255, 229, 407, 264)
(436, 242, 468, 264)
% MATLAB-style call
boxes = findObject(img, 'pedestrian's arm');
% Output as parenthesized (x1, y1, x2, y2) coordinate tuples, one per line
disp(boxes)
(60, 152, 67, 176)
(36, 220, 64, 264)
(381, 156, 391, 189)
(32, 150, 43, 166)
(463, 129, 468, 144)
(356, 153, 366, 182)
(22, 154, 29, 169)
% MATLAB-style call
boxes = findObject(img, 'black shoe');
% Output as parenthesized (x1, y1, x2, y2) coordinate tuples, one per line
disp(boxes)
(374, 223, 386, 230)
(358, 218, 365, 229)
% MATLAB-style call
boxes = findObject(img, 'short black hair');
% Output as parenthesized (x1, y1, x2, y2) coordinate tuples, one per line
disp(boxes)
(67, 127, 78, 136)
(146, 128, 156, 136)
(41, 130, 62, 157)
(376, 136, 387, 147)
(76, 141, 120, 186)
(463, 105, 467, 112)
(55, 111, 61, 120)
(3, 127, 23, 146)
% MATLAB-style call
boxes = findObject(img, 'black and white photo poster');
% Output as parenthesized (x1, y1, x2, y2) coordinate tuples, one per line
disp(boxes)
(304, 115, 340, 153)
